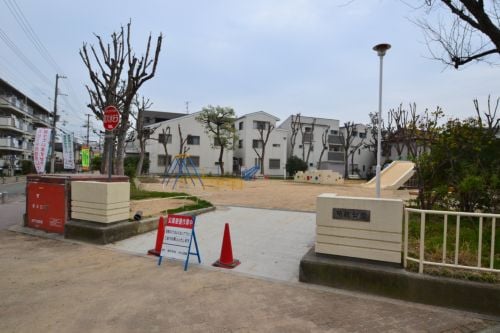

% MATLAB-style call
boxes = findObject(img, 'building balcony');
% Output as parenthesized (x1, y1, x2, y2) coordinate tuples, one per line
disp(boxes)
(0, 117, 32, 134)
(0, 95, 39, 119)
(0, 137, 32, 152)
(327, 151, 344, 162)
(328, 135, 342, 144)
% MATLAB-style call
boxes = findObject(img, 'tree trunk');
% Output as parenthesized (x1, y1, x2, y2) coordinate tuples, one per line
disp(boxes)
(260, 146, 266, 175)
(218, 146, 225, 175)
(135, 139, 146, 177)
(115, 131, 126, 175)
(344, 150, 349, 178)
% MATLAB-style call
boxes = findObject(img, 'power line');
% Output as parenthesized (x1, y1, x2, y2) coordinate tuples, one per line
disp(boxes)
(0, 27, 52, 86)
(2, 0, 89, 124)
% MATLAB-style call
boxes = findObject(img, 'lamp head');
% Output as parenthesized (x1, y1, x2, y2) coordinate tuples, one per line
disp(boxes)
(373, 43, 391, 57)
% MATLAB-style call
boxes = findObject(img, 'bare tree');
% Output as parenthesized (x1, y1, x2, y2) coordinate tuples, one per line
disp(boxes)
(347, 129, 367, 175)
(253, 122, 274, 175)
(177, 124, 189, 155)
(151, 126, 171, 175)
(304, 118, 316, 164)
(416, 1, 500, 69)
(317, 125, 330, 169)
(474, 95, 500, 135)
(129, 96, 159, 177)
(289, 113, 301, 157)
(340, 122, 358, 178)
(80, 21, 162, 175)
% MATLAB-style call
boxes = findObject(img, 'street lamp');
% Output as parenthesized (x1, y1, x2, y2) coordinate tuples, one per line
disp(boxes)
(372, 43, 391, 198)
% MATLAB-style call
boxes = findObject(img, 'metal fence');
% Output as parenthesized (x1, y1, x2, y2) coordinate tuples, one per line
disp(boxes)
(404, 208, 499, 274)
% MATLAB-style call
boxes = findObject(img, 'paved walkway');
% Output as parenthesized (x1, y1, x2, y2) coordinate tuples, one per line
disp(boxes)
(1, 229, 498, 332)
(108, 206, 316, 282)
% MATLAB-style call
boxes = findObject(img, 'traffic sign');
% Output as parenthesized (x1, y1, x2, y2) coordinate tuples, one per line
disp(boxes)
(103, 105, 120, 131)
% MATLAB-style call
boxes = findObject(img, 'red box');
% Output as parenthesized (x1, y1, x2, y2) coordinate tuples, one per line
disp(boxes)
(27, 182, 67, 234)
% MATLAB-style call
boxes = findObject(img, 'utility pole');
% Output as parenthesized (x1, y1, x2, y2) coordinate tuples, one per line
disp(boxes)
(49, 74, 66, 173)
(86, 114, 91, 147)
(185, 101, 190, 114)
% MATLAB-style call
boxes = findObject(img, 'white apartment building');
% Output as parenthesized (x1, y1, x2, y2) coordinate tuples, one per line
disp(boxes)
(0, 78, 52, 175)
(233, 111, 287, 177)
(146, 111, 233, 176)
(279, 115, 345, 175)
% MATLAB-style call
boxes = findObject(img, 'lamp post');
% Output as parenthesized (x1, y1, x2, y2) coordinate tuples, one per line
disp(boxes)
(372, 43, 391, 198)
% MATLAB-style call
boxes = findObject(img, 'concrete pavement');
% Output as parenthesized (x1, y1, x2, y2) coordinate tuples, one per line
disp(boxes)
(107, 206, 316, 282)
(1, 230, 498, 332)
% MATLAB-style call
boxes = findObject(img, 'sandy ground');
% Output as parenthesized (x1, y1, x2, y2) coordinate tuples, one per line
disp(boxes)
(139, 178, 413, 212)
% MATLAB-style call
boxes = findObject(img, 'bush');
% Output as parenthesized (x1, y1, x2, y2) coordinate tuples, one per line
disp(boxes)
(124, 156, 150, 178)
(92, 155, 102, 171)
(286, 156, 308, 176)
(21, 160, 34, 174)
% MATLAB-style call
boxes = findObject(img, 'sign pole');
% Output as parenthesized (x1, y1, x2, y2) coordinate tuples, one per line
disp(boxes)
(102, 105, 120, 182)
(107, 133, 113, 181)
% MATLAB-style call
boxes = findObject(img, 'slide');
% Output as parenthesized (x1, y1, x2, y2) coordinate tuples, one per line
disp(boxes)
(364, 160, 415, 190)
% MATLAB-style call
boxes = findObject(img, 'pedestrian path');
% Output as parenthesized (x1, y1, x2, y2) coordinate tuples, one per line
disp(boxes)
(107, 206, 316, 282)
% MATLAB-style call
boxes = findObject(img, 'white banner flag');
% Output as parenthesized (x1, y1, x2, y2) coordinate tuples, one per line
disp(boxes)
(33, 128, 52, 174)
(62, 133, 75, 169)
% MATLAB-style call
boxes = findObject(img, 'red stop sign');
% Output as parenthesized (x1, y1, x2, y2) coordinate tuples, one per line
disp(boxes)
(103, 105, 120, 131)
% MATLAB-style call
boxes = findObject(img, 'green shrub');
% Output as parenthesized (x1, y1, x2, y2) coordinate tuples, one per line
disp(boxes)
(286, 155, 308, 176)
(124, 156, 150, 178)
(21, 160, 34, 174)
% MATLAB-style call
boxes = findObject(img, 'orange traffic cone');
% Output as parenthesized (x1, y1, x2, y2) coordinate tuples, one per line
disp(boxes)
(213, 223, 240, 269)
(148, 216, 165, 256)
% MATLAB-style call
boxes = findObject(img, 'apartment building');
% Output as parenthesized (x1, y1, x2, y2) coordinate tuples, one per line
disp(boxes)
(233, 111, 287, 177)
(0, 78, 52, 174)
(279, 115, 345, 175)
(146, 111, 233, 175)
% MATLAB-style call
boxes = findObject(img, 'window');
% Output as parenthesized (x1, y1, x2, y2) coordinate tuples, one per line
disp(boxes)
(254, 157, 261, 167)
(239, 122, 244, 130)
(363, 165, 366, 171)
(330, 130, 338, 135)
(298, 145, 303, 149)
(252, 140, 263, 149)
(158, 154, 171, 166)
(269, 159, 280, 169)
(189, 155, 200, 167)
(158, 133, 172, 144)
(187, 135, 200, 145)
(358, 149, 361, 155)
(329, 145, 342, 152)
(238, 140, 243, 149)
(272, 143, 280, 148)
(359, 132, 366, 139)
(253, 121, 268, 130)
(352, 130, 358, 137)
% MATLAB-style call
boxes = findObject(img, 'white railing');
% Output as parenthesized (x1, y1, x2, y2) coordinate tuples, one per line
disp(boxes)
(404, 208, 498, 274)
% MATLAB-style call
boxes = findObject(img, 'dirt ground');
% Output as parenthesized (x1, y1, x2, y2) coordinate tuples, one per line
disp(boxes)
(138, 178, 413, 212)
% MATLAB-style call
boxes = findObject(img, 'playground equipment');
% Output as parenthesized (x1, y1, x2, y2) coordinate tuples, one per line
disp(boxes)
(294, 170, 344, 185)
(242, 165, 260, 181)
(163, 154, 204, 190)
(364, 160, 415, 190)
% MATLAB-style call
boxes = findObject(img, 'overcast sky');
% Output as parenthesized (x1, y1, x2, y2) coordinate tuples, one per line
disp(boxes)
(0, 0, 499, 142)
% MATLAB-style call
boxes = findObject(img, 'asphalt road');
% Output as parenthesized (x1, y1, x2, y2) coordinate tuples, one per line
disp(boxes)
(0, 181, 25, 230)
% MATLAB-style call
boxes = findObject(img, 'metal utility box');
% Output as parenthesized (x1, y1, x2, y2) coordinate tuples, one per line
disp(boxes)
(25, 174, 129, 234)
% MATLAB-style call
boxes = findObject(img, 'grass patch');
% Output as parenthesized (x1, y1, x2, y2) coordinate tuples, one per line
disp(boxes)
(130, 182, 213, 214)
(407, 212, 500, 283)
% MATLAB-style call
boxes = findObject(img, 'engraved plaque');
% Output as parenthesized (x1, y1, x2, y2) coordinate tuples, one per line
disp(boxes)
(332, 208, 370, 222)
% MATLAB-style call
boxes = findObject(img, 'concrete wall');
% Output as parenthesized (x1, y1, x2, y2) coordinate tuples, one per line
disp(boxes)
(71, 181, 130, 223)
(316, 194, 403, 264)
